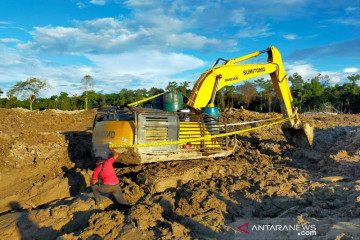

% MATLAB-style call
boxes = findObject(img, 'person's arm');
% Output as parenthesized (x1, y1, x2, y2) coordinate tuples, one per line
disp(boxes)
(92, 178, 98, 185)
(92, 166, 100, 185)
(109, 147, 118, 160)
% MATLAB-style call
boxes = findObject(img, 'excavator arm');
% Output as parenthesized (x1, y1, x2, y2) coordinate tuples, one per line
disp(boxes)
(187, 46, 313, 146)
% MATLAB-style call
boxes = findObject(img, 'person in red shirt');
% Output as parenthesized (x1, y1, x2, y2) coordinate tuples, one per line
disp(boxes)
(91, 147, 130, 208)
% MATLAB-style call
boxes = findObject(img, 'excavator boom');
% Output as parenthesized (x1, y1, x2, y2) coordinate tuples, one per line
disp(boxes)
(92, 46, 313, 165)
(187, 46, 313, 146)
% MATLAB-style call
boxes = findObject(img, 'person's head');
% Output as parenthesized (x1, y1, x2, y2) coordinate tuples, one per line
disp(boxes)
(96, 156, 105, 165)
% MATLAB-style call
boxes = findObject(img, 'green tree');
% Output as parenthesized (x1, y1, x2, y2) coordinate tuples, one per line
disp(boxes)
(238, 82, 257, 109)
(70, 93, 80, 110)
(133, 89, 147, 107)
(148, 87, 165, 96)
(254, 78, 274, 112)
(288, 72, 304, 90)
(81, 75, 94, 110)
(224, 86, 235, 108)
(178, 81, 190, 96)
(303, 74, 325, 111)
(294, 89, 306, 112)
(86, 90, 100, 108)
(0, 89, 6, 108)
(320, 74, 331, 87)
(119, 89, 135, 106)
(58, 92, 71, 110)
(336, 82, 360, 113)
(8, 78, 49, 110)
(347, 74, 360, 86)
(99, 94, 106, 106)
(254, 78, 265, 111)
(135, 89, 147, 100)
(287, 73, 306, 111)
(50, 95, 58, 109)
(5, 95, 18, 109)
(216, 89, 226, 110)
(165, 81, 178, 92)
(106, 93, 120, 106)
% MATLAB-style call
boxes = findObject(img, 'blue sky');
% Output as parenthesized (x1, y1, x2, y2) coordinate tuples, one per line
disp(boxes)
(0, 0, 359, 97)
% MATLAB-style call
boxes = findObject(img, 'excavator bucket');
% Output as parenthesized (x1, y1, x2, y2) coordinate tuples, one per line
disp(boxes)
(281, 123, 314, 148)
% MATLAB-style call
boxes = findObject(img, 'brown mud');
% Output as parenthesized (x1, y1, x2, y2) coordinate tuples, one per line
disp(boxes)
(0, 108, 359, 239)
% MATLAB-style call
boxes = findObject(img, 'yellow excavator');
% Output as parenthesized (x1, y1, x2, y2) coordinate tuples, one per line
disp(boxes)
(92, 46, 313, 164)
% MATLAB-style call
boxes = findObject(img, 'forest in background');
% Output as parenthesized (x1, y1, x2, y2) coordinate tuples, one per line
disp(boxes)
(1, 73, 360, 113)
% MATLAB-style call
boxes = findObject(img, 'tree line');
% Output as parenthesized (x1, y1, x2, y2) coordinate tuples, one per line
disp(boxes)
(0, 73, 359, 113)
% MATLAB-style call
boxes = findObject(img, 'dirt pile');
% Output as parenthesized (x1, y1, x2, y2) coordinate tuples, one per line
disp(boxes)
(0, 108, 359, 239)
(0, 108, 96, 213)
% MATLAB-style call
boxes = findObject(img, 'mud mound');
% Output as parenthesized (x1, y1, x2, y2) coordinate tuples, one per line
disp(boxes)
(0, 108, 96, 213)
(330, 130, 360, 162)
(0, 109, 359, 239)
(320, 129, 360, 178)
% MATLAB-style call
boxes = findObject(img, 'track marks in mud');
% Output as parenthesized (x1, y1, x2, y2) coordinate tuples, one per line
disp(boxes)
(1, 109, 360, 239)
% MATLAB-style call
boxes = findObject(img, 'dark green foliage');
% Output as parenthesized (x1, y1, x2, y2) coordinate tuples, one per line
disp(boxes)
(8, 78, 49, 110)
(254, 78, 275, 112)
(347, 74, 360, 86)
(1, 73, 360, 113)
(165, 81, 191, 96)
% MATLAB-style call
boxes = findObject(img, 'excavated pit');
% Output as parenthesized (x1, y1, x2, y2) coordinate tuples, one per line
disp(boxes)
(0, 108, 359, 239)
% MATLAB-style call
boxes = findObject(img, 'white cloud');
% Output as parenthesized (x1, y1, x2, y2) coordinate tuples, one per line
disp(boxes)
(320, 71, 342, 85)
(344, 67, 358, 73)
(230, 9, 247, 25)
(286, 62, 343, 85)
(89, 0, 106, 6)
(34, 26, 79, 38)
(345, 6, 359, 14)
(329, 17, 360, 27)
(86, 51, 204, 76)
(124, 0, 157, 8)
(20, 17, 235, 54)
(78, 51, 205, 93)
(0, 50, 86, 97)
(74, 17, 123, 29)
(0, 38, 20, 43)
(284, 34, 300, 40)
(3, 0, 358, 97)
(236, 25, 274, 38)
(165, 33, 233, 50)
(77, 2, 86, 8)
(286, 62, 317, 81)
(0, 44, 206, 97)
(0, 45, 40, 66)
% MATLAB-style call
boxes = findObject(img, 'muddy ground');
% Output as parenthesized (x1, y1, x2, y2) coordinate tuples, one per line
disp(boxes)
(0, 108, 359, 239)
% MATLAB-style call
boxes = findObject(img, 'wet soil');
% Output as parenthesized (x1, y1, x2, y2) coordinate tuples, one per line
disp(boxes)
(0, 108, 359, 239)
